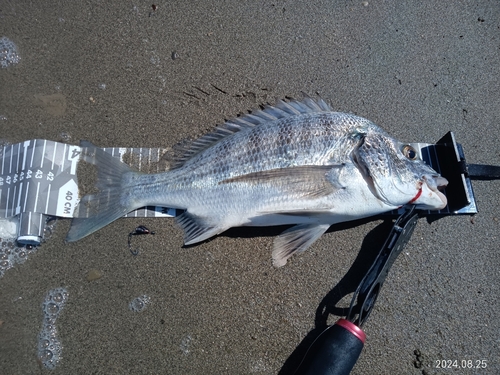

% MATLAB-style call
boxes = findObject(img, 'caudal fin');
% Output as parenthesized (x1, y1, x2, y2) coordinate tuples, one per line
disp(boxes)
(66, 141, 142, 242)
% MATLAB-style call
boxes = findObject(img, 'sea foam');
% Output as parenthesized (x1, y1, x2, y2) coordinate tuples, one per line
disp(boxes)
(0, 36, 21, 68)
(37, 287, 69, 370)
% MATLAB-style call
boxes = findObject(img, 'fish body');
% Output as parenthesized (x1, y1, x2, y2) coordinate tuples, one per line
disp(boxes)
(67, 97, 447, 266)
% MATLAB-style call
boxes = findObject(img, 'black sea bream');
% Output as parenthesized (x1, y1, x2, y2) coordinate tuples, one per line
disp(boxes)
(67, 97, 447, 266)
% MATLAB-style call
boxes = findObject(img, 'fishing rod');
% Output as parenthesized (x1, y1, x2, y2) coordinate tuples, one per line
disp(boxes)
(293, 206, 418, 374)
(291, 131, 499, 375)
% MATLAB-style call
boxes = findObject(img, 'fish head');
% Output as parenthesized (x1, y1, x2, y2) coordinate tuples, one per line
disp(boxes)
(353, 131, 448, 210)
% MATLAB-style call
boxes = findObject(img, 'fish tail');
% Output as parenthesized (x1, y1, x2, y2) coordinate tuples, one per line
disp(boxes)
(66, 141, 143, 242)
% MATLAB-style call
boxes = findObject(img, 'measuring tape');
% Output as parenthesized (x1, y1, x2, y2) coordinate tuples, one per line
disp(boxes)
(0, 140, 178, 245)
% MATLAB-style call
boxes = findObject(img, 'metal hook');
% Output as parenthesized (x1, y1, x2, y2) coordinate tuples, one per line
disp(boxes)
(128, 225, 155, 256)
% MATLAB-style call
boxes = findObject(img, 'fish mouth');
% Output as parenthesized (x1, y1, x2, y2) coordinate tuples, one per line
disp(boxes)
(421, 175, 448, 210)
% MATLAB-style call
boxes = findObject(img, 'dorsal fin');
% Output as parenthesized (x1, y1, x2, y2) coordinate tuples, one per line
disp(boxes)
(171, 95, 332, 169)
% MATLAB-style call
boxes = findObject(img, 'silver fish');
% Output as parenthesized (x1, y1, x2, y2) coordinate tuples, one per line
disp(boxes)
(67, 97, 448, 266)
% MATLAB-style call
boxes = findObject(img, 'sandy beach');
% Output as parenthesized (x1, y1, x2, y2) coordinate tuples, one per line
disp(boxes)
(1, 1, 499, 374)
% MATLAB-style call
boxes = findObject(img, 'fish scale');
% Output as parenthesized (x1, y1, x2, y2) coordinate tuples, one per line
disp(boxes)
(67, 96, 447, 267)
(182, 114, 362, 179)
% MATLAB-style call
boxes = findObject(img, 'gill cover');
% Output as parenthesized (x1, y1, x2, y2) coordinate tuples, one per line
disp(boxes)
(354, 132, 448, 210)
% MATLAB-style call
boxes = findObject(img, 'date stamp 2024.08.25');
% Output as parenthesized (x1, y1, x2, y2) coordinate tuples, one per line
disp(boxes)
(435, 359, 488, 370)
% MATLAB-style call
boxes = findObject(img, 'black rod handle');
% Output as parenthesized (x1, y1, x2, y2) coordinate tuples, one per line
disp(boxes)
(295, 319, 365, 375)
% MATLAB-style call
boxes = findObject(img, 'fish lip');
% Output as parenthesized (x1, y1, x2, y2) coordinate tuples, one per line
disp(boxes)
(423, 174, 448, 190)
(434, 175, 448, 190)
(422, 174, 448, 209)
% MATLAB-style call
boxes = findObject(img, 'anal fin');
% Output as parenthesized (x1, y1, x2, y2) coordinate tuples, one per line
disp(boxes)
(176, 211, 227, 245)
(272, 223, 330, 267)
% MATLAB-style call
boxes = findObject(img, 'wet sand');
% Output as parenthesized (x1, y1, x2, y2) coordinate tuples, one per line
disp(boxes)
(1, 1, 499, 374)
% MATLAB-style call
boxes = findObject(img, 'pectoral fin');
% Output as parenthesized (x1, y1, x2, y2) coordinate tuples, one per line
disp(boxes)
(220, 165, 344, 199)
(272, 223, 330, 267)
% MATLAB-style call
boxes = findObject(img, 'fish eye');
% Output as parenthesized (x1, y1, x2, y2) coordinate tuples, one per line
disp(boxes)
(402, 145, 417, 160)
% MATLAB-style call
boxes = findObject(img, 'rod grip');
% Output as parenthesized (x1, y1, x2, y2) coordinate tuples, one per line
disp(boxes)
(296, 319, 365, 375)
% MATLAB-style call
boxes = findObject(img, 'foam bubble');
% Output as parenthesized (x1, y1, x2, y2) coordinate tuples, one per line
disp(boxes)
(0, 217, 18, 239)
(37, 287, 69, 370)
(0, 36, 21, 68)
(0, 239, 38, 278)
(129, 294, 151, 312)
(180, 335, 192, 355)
(0, 217, 57, 278)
